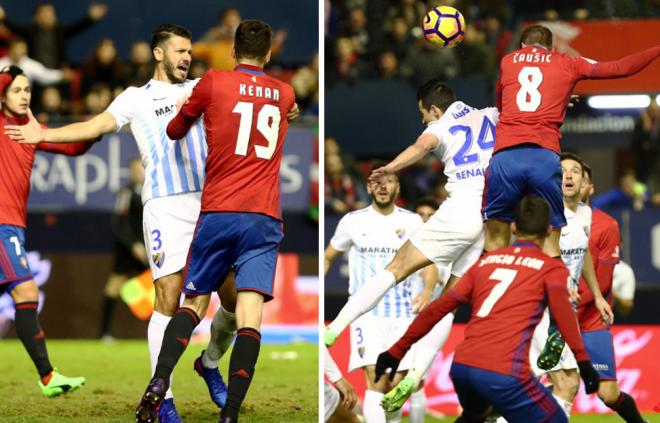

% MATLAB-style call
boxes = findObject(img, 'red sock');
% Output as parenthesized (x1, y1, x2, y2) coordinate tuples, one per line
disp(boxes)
(41, 371, 53, 385)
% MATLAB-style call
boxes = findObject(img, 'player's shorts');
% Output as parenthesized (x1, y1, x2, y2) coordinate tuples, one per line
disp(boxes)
(483, 144, 566, 229)
(409, 195, 484, 278)
(582, 329, 617, 380)
(450, 362, 567, 423)
(0, 225, 34, 295)
(348, 313, 415, 372)
(530, 308, 577, 377)
(142, 192, 201, 280)
(111, 242, 147, 276)
(183, 212, 283, 302)
(324, 381, 340, 422)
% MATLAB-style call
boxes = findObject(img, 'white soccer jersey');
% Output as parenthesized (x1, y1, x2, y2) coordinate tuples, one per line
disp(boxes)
(330, 205, 423, 318)
(560, 203, 592, 289)
(423, 101, 499, 198)
(107, 78, 207, 203)
(613, 260, 636, 301)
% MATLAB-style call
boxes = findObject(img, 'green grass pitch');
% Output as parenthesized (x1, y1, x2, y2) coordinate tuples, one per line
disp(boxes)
(0, 340, 318, 422)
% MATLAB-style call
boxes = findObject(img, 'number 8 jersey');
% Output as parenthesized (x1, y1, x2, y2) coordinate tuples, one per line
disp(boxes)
(168, 64, 296, 220)
(423, 101, 499, 198)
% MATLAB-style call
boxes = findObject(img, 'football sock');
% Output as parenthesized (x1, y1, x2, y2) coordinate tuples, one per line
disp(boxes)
(408, 388, 428, 423)
(326, 270, 396, 335)
(363, 390, 386, 423)
(221, 327, 261, 420)
(409, 313, 454, 384)
(606, 392, 645, 422)
(386, 408, 403, 423)
(98, 295, 116, 337)
(14, 301, 53, 378)
(552, 394, 572, 418)
(202, 306, 237, 369)
(153, 308, 200, 389)
(148, 311, 173, 398)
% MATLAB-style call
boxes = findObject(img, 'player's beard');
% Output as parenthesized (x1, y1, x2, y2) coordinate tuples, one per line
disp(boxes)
(372, 192, 396, 209)
(163, 58, 186, 84)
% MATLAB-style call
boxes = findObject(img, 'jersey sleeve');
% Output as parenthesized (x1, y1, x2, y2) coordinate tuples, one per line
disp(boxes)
(571, 45, 660, 80)
(544, 265, 590, 362)
(106, 88, 138, 131)
(167, 71, 214, 140)
(597, 221, 621, 265)
(329, 215, 353, 252)
(324, 347, 343, 383)
(421, 123, 443, 154)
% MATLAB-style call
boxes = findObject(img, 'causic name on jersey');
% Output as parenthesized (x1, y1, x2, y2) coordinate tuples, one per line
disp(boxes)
(239, 83, 280, 100)
(356, 246, 399, 255)
(512, 51, 552, 64)
(479, 254, 544, 270)
(155, 104, 177, 117)
(456, 167, 485, 180)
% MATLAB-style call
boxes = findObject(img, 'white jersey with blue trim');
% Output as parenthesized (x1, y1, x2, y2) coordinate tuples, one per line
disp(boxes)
(560, 203, 592, 289)
(330, 205, 423, 318)
(106, 78, 207, 204)
(423, 101, 499, 198)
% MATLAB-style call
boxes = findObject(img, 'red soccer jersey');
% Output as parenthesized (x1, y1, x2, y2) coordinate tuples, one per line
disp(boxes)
(390, 242, 589, 379)
(0, 113, 93, 227)
(167, 65, 296, 220)
(496, 44, 660, 154)
(578, 208, 620, 332)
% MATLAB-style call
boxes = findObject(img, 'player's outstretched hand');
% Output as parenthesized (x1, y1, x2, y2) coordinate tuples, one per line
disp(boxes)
(568, 286, 581, 306)
(595, 296, 614, 325)
(287, 102, 300, 122)
(375, 351, 401, 383)
(4, 109, 45, 144)
(411, 291, 433, 313)
(368, 166, 393, 186)
(577, 361, 600, 394)
(334, 378, 358, 410)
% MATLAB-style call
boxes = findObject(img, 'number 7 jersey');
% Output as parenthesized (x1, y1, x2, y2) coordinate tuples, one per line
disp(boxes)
(170, 65, 296, 220)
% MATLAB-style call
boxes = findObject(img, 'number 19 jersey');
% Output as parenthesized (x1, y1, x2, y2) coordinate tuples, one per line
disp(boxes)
(495, 46, 600, 154)
(175, 65, 296, 220)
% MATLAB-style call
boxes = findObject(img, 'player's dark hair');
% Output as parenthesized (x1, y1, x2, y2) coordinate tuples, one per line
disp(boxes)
(414, 196, 439, 211)
(234, 20, 273, 61)
(417, 79, 456, 113)
(582, 161, 592, 181)
(151, 24, 192, 52)
(1, 65, 25, 80)
(520, 25, 553, 49)
(514, 195, 550, 238)
(560, 152, 586, 176)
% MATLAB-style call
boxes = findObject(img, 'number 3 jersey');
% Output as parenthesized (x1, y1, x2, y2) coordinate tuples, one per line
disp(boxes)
(423, 101, 499, 199)
(168, 65, 295, 220)
(560, 203, 592, 289)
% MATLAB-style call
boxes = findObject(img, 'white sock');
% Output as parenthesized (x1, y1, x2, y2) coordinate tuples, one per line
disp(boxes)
(327, 271, 396, 335)
(552, 394, 572, 418)
(202, 306, 237, 369)
(409, 313, 454, 384)
(385, 407, 402, 423)
(408, 388, 427, 423)
(363, 390, 386, 423)
(148, 311, 174, 399)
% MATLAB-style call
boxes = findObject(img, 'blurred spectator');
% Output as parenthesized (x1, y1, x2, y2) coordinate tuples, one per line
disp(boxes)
(592, 169, 647, 211)
(483, 15, 512, 64)
(195, 7, 287, 70)
(82, 82, 112, 116)
(338, 8, 370, 57)
(0, 3, 108, 68)
(35, 86, 68, 124)
(377, 50, 401, 79)
(0, 38, 70, 87)
(384, 16, 415, 62)
(458, 26, 495, 79)
(291, 52, 319, 116)
(325, 153, 368, 214)
(188, 59, 209, 80)
(400, 39, 458, 85)
(335, 36, 370, 80)
(124, 40, 153, 87)
(80, 38, 125, 94)
(384, 0, 426, 34)
(398, 155, 443, 205)
(631, 101, 660, 183)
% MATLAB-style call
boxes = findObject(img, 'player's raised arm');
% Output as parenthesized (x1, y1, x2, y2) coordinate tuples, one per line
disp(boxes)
(5, 109, 117, 144)
(576, 44, 660, 80)
(167, 71, 213, 140)
(368, 133, 439, 185)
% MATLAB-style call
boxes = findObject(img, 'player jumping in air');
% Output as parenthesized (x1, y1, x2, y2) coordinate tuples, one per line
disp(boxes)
(0, 66, 90, 397)
(135, 19, 296, 423)
(325, 166, 437, 423)
(376, 195, 601, 423)
(325, 80, 497, 406)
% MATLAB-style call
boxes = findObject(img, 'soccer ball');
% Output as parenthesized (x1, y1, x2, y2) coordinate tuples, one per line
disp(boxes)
(422, 6, 465, 48)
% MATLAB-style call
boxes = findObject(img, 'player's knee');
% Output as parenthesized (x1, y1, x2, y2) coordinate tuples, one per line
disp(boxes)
(598, 382, 620, 406)
(218, 275, 237, 312)
(154, 275, 182, 314)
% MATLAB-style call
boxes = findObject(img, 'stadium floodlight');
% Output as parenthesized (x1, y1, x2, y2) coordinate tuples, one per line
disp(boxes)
(587, 94, 651, 109)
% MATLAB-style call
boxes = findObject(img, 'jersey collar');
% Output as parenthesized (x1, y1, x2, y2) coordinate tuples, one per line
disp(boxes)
(1, 111, 29, 126)
(235, 64, 266, 75)
(512, 240, 541, 249)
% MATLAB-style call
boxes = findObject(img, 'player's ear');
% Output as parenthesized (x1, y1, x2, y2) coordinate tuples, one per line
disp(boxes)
(545, 225, 552, 237)
(511, 222, 518, 236)
(264, 50, 272, 65)
(153, 46, 163, 62)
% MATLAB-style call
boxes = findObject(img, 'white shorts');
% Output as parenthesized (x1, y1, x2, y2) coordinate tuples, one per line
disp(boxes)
(348, 314, 415, 373)
(324, 381, 340, 422)
(142, 192, 202, 280)
(530, 308, 578, 377)
(409, 196, 484, 277)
